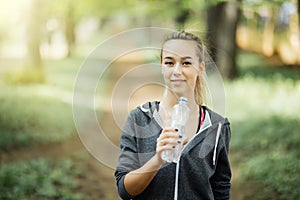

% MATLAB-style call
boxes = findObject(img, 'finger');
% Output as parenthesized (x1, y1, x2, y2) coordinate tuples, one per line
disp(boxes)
(182, 137, 189, 145)
(156, 143, 177, 153)
(160, 131, 180, 139)
(160, 138, 180, 146)
(159, 145, 176, 151)
(162, 127, 179, 134)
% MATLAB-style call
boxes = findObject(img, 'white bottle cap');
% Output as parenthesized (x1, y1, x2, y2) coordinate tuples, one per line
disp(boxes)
(179, 97, 188, 104)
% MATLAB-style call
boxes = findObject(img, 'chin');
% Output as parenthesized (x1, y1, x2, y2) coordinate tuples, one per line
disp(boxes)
(170, 86, 194, 97)
(170, 88, 187, 98)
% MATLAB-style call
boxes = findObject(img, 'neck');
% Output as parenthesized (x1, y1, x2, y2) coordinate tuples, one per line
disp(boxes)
(159, 90, 200, 129)
(160, 90, 199, 112)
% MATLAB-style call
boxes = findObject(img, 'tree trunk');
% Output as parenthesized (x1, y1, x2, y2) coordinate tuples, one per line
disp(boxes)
(27, 0, 42, 69)
(298, 0, 300, 43)
(206, 1, 240, 79)
(261, 7, 274, 57)
(65, 1, 76, 57)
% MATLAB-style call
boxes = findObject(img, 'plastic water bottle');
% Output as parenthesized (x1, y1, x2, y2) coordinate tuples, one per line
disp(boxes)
(161, 97, 190, 163)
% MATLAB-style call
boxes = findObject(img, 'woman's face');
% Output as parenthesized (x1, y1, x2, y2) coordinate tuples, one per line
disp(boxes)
(161, 39, 203, 97)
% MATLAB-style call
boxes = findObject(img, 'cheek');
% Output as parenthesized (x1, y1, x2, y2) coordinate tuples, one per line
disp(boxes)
(186, 70, 199, 87)
(186, 68, 198, 80)
(161, 67, 172, 77)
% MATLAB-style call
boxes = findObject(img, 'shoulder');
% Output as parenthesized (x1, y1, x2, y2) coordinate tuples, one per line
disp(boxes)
(204, 106, 230, 126)
(127, 101, 159, 126)
(129, 101, 159, 116)
(204, 106, 231, 145)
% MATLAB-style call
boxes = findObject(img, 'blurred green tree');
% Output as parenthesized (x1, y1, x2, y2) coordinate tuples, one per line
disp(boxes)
(65, 0, 76, 57)
(48, 0, 137, 57)
(27, 0, 43, 70)
(174, 0, 191, 29)
(45, 0, 81, 57)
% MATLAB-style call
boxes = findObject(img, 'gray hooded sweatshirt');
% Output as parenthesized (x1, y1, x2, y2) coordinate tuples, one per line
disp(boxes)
(115, 101, 231, 200)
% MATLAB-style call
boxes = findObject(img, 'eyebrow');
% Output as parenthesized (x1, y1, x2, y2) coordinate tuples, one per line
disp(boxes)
(163, 56, 192, 60)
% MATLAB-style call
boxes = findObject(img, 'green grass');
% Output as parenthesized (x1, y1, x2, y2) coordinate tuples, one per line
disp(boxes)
(239, 151, 300, 200)
(3, 68, 45, 85)
(226, 75, 300, 120)
(0, 57, 82, 151)
(0, 158, 82, 200)
(0, 87, 74, 151)
(0, 55, 112, 151)
(237, 52, 300, 82)
(230, 115, 300, 154)
(226, 51, 300, 199)
(44, 57, 83, 90)
(230, 115, 300, 199)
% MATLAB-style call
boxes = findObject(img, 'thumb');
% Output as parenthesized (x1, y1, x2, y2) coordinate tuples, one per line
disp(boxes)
(182, 137, 189, 145)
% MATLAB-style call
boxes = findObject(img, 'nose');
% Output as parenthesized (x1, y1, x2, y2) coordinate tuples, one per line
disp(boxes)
(173, 62, 182, 75)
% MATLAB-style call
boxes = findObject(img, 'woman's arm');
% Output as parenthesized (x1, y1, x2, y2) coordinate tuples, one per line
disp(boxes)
(123, 128, 180, 197)
(124, 153, 163, 196)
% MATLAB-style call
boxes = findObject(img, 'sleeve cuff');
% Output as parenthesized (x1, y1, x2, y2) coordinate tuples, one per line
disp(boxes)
(117, 174, 135, 200)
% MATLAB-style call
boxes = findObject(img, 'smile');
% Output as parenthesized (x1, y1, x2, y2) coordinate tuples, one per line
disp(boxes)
(171, 80, 186, 85)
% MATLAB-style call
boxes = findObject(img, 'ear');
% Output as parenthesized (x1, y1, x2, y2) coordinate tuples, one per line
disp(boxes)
(199, 61, 205, 73)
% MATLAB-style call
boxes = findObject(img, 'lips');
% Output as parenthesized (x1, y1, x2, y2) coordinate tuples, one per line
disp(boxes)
(171, 78, 186, 81)
(171, 79, 186, 85)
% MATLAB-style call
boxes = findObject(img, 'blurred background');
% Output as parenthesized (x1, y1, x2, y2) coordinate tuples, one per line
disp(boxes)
(0, 0, 299, 199)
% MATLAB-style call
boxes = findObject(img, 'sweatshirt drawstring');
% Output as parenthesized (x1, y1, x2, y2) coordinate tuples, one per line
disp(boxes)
(213, 123, 222, 166)
(174, 123, 222, 200)
(174, 159, 180, 200)
(173, 111, 222, 199)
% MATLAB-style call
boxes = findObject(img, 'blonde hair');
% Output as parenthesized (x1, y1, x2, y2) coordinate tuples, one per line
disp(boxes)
(160, 31, 207, 106)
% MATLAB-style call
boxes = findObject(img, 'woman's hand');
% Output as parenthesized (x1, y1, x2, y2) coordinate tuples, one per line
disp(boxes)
(123, 128, 180, 196)
(155, 128, 182, 163)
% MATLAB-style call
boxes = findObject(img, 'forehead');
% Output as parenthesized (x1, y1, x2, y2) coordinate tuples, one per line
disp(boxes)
(162, 39, 199, 59)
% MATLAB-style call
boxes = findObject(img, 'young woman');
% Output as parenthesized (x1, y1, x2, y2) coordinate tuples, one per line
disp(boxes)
(115, 31, 231, 200)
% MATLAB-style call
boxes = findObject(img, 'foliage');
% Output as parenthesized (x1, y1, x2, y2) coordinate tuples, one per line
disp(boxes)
(242, 0, 290, 8)
(0, 86, 74, 151)
(44, 0, 139, 22)
(228, 52, 300, 199)
(229, 111, 300, 199)
(76, 0, 139, 18)
(0, 57, 81, 151)
(230, 116, 300, 154)
(146, 0, 207, 25)
(0, 158, 82, 200)
(44, 57, 82, 90)
(239, 152, 300, 200)
(3, 68, 45, 85)
(0, 57, 98, 199)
